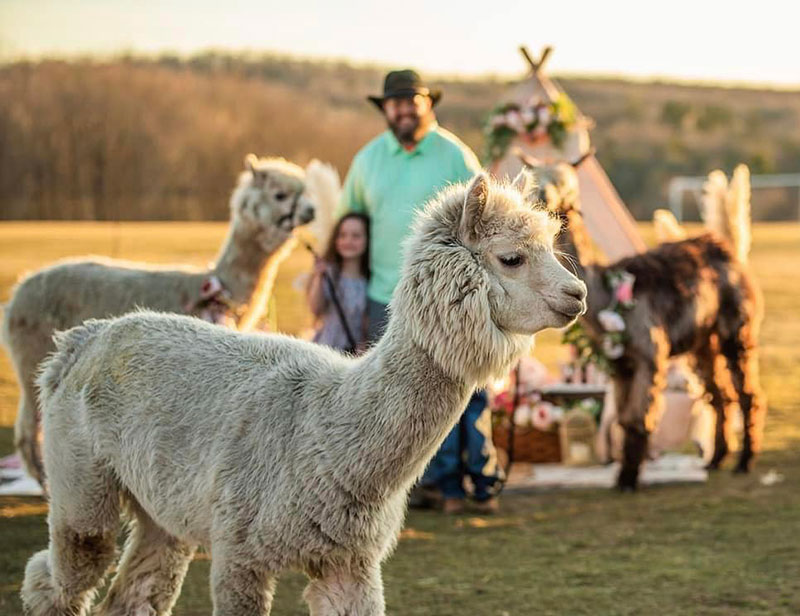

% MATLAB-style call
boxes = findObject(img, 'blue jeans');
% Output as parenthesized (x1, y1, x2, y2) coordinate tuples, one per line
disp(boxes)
(422, 390, 503, 501)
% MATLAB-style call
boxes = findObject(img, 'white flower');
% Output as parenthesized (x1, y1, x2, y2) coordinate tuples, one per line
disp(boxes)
(537, 107, 552, 126)
(490, 114, 508, 129)
(504, 110, 524, 132)
(598, 309, 626, 332)
(520, 108, 535, 126)
(602, 336, 625, 359)
(514, 403, 533, 426)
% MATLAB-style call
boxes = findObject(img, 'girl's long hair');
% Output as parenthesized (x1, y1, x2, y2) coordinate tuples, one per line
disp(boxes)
(322, 213, 370, 279)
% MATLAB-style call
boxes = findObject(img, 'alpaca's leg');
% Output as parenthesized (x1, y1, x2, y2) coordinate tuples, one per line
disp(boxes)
(13, 377, 45, 485)
(304, 564, 385, 616)
(616, 341, 668, 491)
(21, 461, 119, 615)
(694, 340, 737, 470)
(210, 553, 277, 616)
(721, 335, 767, 474)
(95, 501, 196, 616)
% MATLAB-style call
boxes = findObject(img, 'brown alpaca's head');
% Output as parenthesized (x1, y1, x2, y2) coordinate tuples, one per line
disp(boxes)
(518, 157, 582, 221)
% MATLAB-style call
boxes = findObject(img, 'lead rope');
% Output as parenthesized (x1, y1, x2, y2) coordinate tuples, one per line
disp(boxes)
(300, 240, 358, 353)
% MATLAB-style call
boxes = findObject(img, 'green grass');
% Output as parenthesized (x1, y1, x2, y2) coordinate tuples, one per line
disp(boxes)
(1, 222, 799, 615)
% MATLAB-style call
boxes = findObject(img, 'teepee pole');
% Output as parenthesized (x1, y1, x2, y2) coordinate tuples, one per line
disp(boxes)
(519, 45, 561, 102)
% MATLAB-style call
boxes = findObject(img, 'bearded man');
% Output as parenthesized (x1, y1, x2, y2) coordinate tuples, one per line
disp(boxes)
(336, 70, 500, 514)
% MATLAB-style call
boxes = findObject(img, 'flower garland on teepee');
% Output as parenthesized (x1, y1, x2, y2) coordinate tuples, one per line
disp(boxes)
(562, 270, 636, 374)
(483, 93, 578, 163)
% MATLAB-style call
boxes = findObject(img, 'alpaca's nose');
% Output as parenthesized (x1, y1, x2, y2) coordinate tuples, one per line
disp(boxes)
(558, 279, 588, 317)
(561, 278, 587, 303)
(297, 203, 315, 225)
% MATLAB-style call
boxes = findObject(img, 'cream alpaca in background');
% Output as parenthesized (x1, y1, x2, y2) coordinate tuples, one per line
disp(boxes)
(2, 155, 317, 484)
(22, 172, 586, 616)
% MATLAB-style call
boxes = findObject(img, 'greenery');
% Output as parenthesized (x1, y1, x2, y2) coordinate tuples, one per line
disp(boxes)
(1, 221, 799, 614)
(482, 94, 578, 163)
(562, 320, 615, 375)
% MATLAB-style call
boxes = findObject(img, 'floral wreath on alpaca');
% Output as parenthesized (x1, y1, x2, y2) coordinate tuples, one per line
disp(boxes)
(562, 269, 636, 374)
(482, 94, 579, 163)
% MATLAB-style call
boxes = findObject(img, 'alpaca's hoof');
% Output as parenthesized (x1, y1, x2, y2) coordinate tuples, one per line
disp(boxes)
(705, 460, 722, 471)
(733, 461, 751, 474)
(616, 469, 639, 492)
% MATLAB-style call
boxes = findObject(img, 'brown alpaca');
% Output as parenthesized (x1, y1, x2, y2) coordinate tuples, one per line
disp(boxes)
(525, 159, 766, 490)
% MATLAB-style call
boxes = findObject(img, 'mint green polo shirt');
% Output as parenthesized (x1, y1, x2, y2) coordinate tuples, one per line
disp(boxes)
(336, 123, 481, 304)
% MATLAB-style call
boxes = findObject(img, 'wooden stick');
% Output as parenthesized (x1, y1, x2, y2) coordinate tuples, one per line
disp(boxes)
(535, 46, 553, 73)
(519, 45, 553, 74)
(519, 45, 538, 73)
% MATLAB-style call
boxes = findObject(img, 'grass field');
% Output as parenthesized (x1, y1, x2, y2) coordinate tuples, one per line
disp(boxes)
(0, 222, 798, 615)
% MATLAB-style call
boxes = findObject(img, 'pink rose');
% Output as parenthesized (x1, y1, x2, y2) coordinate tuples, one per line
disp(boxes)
(200, 275, 223, 300)
(531, 401, 556, 431)
(615, 273, 636, 305)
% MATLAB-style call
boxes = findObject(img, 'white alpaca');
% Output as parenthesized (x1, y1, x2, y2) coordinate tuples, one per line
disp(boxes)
(22, 171, 587, 616)
(1, 154, 317, 484)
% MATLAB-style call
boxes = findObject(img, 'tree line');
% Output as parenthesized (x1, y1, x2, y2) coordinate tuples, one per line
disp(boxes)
(1, 53, 798, 221)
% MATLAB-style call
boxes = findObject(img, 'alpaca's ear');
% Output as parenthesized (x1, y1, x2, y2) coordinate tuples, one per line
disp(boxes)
(245, 154, 268, 188)
(460, 173, 489, 244)
(244, 153, 258, 172)
(511, 168, 536, 203)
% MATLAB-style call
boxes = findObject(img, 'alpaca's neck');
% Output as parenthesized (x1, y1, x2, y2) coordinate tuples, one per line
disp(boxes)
(559, 210, 608, 322)
(332, 288, 529, 502)
(212, 221, 293, 329)
(336, 320, 475, 502)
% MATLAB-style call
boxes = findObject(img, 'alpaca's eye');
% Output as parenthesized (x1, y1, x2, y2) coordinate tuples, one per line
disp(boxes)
(499, 254, 524, 268)
(275, 192, 289, 201)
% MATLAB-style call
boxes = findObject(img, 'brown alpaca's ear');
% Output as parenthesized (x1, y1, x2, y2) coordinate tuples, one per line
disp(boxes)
(460, 173, 489, 244)
(511, 168, 537, 204)
(543, 184, 561, 213)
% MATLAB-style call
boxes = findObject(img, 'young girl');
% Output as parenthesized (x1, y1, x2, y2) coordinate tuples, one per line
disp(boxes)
(307, 213, 370, 353)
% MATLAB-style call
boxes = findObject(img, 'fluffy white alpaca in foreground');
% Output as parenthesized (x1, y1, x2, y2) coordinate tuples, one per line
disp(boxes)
(22, 171, 586, 616)
(2, 155, 316, 484)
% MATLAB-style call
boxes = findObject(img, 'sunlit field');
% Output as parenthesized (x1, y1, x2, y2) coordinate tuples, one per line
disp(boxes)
(1, 222, 798, 615)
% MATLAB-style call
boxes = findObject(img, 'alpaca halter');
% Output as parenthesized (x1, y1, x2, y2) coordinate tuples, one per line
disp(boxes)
(275, 192, 303, 230)
(185, 275, 242, 327)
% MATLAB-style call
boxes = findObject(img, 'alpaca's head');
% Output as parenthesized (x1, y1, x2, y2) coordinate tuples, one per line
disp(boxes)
(392, 171, 587, 383)
(230, 154, 316, 250)
(522, 160, 582, 220)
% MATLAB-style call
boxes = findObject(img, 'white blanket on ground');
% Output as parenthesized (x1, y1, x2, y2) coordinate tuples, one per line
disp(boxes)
(506, 453, 707, 491)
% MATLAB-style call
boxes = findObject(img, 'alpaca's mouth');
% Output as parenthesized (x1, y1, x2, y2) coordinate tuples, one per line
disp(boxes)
(546, 296, 586, 320)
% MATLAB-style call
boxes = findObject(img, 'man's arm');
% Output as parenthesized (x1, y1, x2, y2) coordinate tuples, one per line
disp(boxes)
(335, 155, 367, 218)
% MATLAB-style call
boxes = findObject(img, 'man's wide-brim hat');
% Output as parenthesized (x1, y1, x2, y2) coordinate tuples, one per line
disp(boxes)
(367, 69, 442, 109)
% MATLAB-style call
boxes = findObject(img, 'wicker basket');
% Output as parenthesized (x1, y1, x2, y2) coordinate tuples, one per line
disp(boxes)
(493, 421, 562, 464)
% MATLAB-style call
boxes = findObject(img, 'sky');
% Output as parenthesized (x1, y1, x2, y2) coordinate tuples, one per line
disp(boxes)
(2, 0, 799, 87)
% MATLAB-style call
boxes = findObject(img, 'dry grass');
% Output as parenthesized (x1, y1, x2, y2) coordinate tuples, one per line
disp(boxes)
(0, 222, 798, 615)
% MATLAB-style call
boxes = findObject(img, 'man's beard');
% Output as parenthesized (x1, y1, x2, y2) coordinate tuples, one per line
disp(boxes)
(388, 113, 431, 145)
